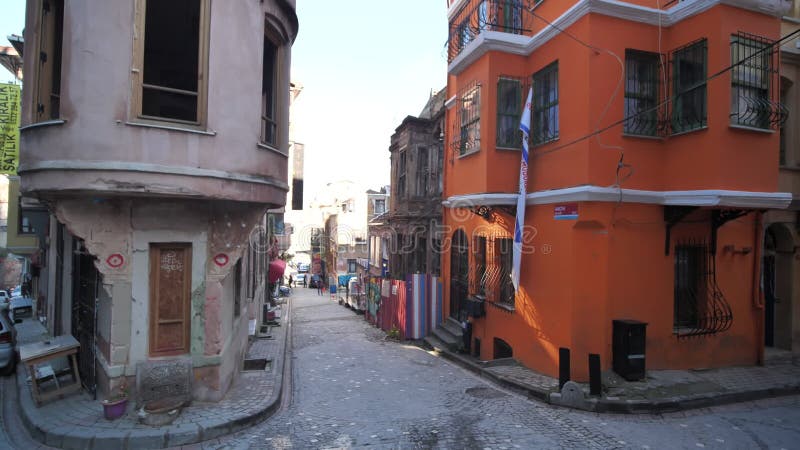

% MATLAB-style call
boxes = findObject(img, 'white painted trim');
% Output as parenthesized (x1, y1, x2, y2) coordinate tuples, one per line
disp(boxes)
(448, 0, 788, 76)
(444, 185, 793, 209)
(445, 95, 458, 110)
(18, 160, 290, 190)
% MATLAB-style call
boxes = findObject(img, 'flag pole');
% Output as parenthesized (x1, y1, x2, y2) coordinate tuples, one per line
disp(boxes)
(512, 87, 533, 292)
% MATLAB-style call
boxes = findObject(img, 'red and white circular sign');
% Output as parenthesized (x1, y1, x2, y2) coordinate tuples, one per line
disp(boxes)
(213, 253, 229, 267)
(106, 253, 125, 268)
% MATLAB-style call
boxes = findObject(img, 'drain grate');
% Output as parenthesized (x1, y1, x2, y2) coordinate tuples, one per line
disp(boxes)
(465, 386, 508, 399)
(243, 358, 271, 371)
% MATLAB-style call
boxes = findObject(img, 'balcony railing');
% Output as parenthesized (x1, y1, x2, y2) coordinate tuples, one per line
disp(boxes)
(447, 0, 536, 62)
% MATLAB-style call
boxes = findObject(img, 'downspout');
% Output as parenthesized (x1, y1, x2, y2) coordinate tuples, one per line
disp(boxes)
(752, 211, 765, 365)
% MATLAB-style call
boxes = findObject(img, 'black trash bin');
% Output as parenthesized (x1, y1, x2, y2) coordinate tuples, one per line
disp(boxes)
(612, 319, 647, 381)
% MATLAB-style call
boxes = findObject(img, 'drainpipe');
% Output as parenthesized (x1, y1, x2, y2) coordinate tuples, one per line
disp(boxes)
(752, 211, 765, 365)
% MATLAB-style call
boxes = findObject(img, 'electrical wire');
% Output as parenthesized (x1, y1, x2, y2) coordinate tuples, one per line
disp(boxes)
(528, 27, 800, 159)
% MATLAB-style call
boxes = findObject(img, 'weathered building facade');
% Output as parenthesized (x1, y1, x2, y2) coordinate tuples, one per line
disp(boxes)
(380, 90, 446, 279)
(19, 0, 298, 400)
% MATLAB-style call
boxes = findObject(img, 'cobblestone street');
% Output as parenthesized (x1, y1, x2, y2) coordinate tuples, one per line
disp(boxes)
(213, 288, 800, 449)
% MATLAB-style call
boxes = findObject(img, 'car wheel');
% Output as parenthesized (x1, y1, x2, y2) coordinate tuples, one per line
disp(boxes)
(0, 358, 16, 376)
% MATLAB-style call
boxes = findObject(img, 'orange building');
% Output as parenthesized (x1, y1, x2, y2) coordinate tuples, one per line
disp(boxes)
(442, 0, 795, 382)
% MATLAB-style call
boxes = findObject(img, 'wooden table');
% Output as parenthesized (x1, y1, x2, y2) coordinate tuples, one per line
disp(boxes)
(19, 335, 82, 406)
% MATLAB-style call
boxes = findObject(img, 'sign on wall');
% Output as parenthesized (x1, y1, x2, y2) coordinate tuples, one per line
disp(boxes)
(0, 83, 21, 175)
(554, 203, 579, 220)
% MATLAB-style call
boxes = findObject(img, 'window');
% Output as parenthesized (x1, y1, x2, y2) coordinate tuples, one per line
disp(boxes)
(532, 62, 559, 145)
(134, 0, 209, 124)
(417, 147, 429, 196)
(292, 179, 304, 210)
(374, 199, 386, 215)
(347, 259, 357, 274)
(673, 238, 732, 337)
(262, 33, 279, 145)
(730, 33, 774, 129)
(780, 80, 790, 165)
(670, 39, 707, 134)
(624, 50, 661, 136)
(497, 78, 522, 148)
(474, 236, 487, 296)
(499, 0, 524, 33)
(498, 238, 514, 307)
(674, 243, 705, 329)
(397, 151, 407, 198)
(460, 86, 481, 155)
(18, 197, 37, 234)
(34, 0, 64, 121)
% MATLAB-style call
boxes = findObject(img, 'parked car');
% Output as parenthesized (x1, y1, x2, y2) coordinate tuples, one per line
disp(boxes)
(309, 274, 322, 288)
(0, 304, 18, 375)
(295, 273, 307, 286)
(0, 290, 8, 305)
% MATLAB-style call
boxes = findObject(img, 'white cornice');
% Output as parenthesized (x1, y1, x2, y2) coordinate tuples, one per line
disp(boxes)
(449, 0, 789, 76)
(443, 185, 793, 209)
(18, 160, 290, 190)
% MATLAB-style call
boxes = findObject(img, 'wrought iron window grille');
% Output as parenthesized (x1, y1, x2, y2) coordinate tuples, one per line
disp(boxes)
(447, 0, 534, 63)
(624, 49, 664, 137)
(532, 61, 559, 146)
(669, 39, 708, 134)
(496, 75, 532, 149)
(673, 239, 733, 338)
(730, 32, 786, 130)
(472, 236, 488, 296)
(450, 81, 482, 157)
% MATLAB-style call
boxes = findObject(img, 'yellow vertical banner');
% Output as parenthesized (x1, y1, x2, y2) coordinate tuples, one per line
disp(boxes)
(0, 83, 21, 174)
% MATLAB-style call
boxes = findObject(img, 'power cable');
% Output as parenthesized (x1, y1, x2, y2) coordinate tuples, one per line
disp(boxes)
(531, 29, 800, 157)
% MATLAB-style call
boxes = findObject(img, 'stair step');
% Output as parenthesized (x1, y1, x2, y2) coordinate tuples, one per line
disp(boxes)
(442, 318, 463, 337)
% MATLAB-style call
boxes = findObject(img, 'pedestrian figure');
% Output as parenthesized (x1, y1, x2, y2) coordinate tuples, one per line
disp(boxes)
(288, 275, 293, 288)
(302, 275, 307, 288)
(316, 277, 322, 296)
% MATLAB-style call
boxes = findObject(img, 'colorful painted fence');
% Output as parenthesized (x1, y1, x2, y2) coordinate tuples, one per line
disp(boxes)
(365, 274, 443, 340)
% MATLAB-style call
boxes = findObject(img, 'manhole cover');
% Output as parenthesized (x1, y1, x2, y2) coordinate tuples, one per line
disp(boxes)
(465, 386, 508, 399)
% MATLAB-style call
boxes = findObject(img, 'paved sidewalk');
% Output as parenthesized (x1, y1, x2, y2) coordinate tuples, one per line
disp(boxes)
(424, 335, 800, 414)
(10, 298, 292, 450)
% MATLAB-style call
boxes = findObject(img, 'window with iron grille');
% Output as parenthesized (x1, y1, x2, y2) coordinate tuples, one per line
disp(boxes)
(532, 62, 559, 146)
(730, 33, 776, 130)
(780, 83, 788, 165)
(673, 239, 732, 337)
(498, 238, 514, 307)
(460, 85, 481, 155)
(474, 236, 487, 296)
(670, 39, 707, 134)
(624, 50, 662, 136)
(497, 77, 522, 149)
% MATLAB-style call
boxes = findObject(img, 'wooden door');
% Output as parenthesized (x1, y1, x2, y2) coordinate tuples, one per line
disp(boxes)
(149, 244, 192, 356)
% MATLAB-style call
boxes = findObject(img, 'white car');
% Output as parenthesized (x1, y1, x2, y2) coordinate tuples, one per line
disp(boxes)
(0, 291, 8, 304)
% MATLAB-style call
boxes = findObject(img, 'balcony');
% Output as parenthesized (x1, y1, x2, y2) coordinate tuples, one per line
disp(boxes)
(448, 0, 536, 63)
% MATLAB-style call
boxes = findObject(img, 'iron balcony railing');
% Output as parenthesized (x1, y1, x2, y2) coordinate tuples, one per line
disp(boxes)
(448, 0, 536, 63)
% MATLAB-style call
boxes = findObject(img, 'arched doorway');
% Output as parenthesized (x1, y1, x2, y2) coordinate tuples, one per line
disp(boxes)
(449, 229, 469, 320)
(764, 224, 794, 350)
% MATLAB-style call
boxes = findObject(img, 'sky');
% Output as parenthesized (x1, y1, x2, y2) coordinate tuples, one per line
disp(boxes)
(0, 0, 448, 196)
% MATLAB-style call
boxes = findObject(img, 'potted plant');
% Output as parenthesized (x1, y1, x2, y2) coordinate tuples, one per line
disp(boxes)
(102, 377, 129, 420)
